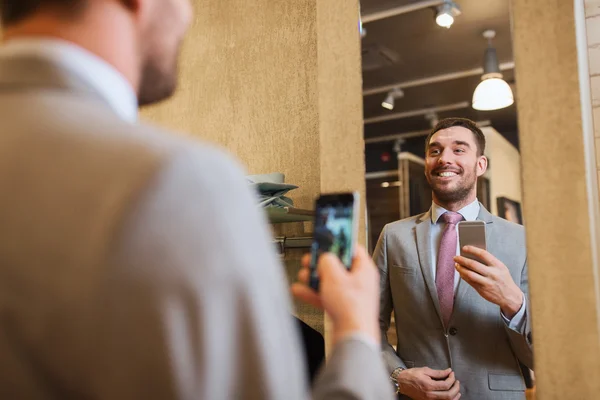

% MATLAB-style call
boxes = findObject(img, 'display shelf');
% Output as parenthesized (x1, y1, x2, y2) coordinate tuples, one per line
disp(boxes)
(267, 207, 314, 223)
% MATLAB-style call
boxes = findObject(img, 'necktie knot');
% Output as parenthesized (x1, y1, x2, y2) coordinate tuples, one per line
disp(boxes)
(442, 211, 463, 225)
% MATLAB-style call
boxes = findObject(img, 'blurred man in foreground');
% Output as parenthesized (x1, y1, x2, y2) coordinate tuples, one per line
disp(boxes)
(0, 0, 393, 399)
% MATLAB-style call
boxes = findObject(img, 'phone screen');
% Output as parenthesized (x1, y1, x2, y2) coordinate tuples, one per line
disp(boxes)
(309, 193, 357, 290)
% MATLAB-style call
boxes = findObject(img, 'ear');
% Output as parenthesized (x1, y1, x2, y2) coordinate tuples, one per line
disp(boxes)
(476, 155, 488, 177)
(120, 0, 142, 13)
(120, 0, 151, 31)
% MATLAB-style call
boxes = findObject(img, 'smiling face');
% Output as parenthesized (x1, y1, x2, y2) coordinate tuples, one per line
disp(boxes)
(425, 126, 488, 208)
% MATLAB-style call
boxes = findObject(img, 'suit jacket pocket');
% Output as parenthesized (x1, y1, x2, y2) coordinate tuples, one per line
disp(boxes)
(488, 374, 526, 391)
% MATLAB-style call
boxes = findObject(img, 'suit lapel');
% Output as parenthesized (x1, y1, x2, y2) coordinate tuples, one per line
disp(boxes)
(415, 210, 444, 325)
(453, 204, 495, 318)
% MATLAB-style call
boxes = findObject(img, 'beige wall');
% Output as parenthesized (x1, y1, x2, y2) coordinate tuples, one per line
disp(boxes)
(511, 0, 600, 398)
(482, 127, 523, 216)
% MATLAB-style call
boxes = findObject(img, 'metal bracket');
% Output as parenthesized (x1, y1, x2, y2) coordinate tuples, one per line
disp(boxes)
(273, 236, 313, 256)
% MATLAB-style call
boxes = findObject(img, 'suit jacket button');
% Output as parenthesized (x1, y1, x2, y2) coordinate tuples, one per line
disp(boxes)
(449, 327, 458, 336)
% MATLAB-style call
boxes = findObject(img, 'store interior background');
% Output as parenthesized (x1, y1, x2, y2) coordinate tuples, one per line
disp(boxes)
(361, 0, 522, 252)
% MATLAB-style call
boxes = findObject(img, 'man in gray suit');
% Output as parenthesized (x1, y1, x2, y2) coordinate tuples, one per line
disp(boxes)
(375, 118, 533, 399)
(0, 1, 394, 399)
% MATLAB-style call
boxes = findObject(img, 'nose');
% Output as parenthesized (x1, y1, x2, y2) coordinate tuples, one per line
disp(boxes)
(437, 148, 453, 164)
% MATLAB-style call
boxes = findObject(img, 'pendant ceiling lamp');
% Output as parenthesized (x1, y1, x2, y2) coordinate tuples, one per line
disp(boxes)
(472, 30, 514, 111)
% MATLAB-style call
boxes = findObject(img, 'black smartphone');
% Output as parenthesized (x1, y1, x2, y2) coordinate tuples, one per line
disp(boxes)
(458, 221, 487, 263)
(309, 192, 360, 291)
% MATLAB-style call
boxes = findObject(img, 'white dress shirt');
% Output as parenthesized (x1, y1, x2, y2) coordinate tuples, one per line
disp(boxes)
(0, 38, 138, 123)
(430, 199, 526, 330)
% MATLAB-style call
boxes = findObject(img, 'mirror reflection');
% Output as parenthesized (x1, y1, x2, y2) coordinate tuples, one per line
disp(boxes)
(361, 1, 534, 399)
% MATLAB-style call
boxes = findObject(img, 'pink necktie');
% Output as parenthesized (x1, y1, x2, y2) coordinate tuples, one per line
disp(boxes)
(436, 212, 463, 327)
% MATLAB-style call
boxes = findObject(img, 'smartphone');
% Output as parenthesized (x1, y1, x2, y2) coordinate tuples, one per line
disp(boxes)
(458, 221, 487, 263)
(309, 192, 360, 291)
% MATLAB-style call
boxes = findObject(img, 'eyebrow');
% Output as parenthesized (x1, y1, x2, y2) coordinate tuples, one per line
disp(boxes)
(453, 140, 472, 148)
(428, 140, 472, 149)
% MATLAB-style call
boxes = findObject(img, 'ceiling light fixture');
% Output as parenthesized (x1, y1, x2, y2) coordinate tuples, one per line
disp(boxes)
(425, 112, 439, 128)
(382, 94, 395, 110)
(435, 0, 461, 29)
(381, 181, 402, 188)
(472, 30, 514, 111)
(381, 88, 404, 110)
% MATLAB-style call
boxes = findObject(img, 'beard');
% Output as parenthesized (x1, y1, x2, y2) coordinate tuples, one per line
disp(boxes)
(137, 58, 178, 106)
(137, 40, 183, 106)
(427, 165, 478, 204)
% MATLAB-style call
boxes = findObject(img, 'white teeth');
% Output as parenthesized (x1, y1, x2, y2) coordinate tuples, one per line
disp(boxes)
(439, 172, 457, 177)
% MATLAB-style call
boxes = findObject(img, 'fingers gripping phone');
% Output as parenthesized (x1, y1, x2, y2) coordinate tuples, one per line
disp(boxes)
(309, 192, 360, 291)
(458, 221, 487, 263)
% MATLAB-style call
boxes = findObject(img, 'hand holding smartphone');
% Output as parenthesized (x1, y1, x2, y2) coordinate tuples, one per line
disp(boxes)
(309, 192, 359, 291)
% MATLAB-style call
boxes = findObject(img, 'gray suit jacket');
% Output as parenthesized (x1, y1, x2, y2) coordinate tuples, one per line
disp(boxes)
(0, 52, 393, 400)
(374, 205, 533, 400)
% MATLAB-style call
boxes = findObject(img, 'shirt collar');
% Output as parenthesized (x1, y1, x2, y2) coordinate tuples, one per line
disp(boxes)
(431, 198, 480, 224)
(0, 38, 138, 123)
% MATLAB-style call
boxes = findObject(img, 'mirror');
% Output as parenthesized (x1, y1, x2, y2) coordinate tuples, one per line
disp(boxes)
(360, 1, 534, 398)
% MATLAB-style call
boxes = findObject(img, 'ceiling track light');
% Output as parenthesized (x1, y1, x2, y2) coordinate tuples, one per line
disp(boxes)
(435, 0, 461, 29)
(472, 30, 514, 111)
(381, 87, 405, 110)
(425, 111, 439, 128)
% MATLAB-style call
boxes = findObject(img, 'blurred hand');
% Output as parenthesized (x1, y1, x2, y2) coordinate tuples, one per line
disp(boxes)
(454, 246, 523, 318)
(397, 368, 461, 400)
(291, 245, 380, 346)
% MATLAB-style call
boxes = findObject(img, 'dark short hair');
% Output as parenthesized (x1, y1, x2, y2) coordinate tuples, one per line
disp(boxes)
(0, 0, 85, 26)
(425, 117, 486, 156)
